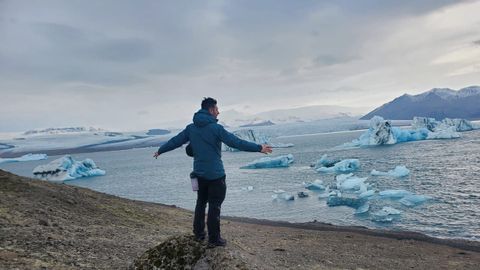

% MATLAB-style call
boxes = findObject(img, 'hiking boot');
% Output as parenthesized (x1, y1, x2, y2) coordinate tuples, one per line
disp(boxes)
(194, 233, 206, 242)
(207, 237, 227, 248)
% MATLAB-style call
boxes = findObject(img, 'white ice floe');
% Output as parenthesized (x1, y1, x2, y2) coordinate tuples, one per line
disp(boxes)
(240, 154, 294, 169)
(0, 153, 47, 164)
(33, 155, 105, 181)
(426, 126, 460, 139)
(316, 159, 360, 174)
(335, 173, 369, 193)
(372, 206, 402, 222)
(303, 179, 325, 191)
(371, 165, 410, 178)
(272, 190, 295, 201)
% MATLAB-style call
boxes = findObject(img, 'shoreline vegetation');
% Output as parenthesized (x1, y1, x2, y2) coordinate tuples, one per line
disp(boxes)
(1, 169, 479, 269)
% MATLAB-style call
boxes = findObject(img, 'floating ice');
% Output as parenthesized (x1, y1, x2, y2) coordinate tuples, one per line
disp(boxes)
(240, 154, 294, 169)
(358, 189, 376, 199)
(304, 179, 325, 190)
(355, 202, 370, 214)
(335, 173, 368, 192)
(0, 153, 47, 164)
(379, 189, 412, 198)
(412, 117, 439, 132)
(272, 190, 295, 201)
(371, 165, 410, 178)
(241, 186, 254, 191)
(327, 194, 366, 208)
(316, 159, 360, 174)
(372, 206, 402, 222)
(223, 129, 293, 151)
(399, 194, 432, 206)
(33, 155, 105, 181)
(426, 126, 460, 139)
(297, 191, 309, 198)
(441, 118, 474, 132)
(315, 154, 340, 168)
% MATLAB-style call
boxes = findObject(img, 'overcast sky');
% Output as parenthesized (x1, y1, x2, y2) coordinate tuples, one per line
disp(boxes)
(1, 0, 479, 132)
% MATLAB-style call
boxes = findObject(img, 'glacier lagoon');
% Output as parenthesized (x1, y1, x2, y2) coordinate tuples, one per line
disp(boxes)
(1, 128, 480, 241)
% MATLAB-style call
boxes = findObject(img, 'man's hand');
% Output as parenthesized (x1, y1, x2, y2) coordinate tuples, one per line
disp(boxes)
(260, 144, 272, 154)
(153, 151, 160, 159)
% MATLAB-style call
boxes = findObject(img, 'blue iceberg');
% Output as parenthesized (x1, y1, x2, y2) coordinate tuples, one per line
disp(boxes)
(399, 194, 432, 206)
(315, 154, 340, 168)
(371, 165, 410, 178)
(0, 153, 48, 164)
(355, 202, 370, 214)
(33, 155, 105, 181)
(379, 189, 412, 198)
(240, 154, 294, 169)
(316, 159, 360, 174)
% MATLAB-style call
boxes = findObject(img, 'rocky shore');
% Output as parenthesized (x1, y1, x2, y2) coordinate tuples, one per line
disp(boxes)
(1, 169, 479, 269)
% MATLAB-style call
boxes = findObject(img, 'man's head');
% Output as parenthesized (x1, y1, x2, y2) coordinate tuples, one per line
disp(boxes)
(201, 97, 219, 119)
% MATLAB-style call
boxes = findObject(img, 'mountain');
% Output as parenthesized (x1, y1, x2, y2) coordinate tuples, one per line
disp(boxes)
(361, 86, 480, 120)
(222, 105, 368, 127)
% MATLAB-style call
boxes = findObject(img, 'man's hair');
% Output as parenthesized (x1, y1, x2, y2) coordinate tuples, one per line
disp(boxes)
(201, 97, 217, 110)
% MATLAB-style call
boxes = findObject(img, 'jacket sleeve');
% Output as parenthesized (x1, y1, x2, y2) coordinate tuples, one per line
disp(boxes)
(218, 126, 262, 152)
(157, 128, 189, 154)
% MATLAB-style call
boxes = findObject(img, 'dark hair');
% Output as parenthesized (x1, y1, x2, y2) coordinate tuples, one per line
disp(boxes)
(201, 97, 217, 110)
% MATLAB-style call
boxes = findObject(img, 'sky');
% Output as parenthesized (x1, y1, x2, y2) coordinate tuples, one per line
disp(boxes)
(1, 0, 479, 132)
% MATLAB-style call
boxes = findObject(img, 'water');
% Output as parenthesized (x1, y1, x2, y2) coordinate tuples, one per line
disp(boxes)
(2, 129, 480, 241)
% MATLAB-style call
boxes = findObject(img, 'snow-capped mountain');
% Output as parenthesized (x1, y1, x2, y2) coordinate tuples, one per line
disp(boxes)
(23, 127, 105, 136)
(361, 86, 480, 120)
(222, 105, 368, 127)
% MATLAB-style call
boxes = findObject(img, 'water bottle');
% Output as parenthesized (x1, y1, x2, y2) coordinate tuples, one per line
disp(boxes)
(190, 172, 198, 191)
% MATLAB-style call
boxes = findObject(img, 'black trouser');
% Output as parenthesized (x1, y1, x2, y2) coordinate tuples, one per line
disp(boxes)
(193, 175, 226, 242)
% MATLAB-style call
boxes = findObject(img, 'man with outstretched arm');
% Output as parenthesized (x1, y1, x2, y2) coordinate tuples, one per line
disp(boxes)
(154, 97, 272, 248)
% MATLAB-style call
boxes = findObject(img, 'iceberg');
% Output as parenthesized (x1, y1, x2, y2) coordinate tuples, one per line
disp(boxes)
(315, 154, 340, 168)
(223, 129, 293, 151)
(33, 155, 105, 181)
(0, 153, 48, 164)
(316, 159, 360, 174)
(412, 117, 439, 132)
(327, 194, 367, 208)
(372, 206, 402, 222)
(335, 173, 368, 192)
(399, 194, 432, 206)
(272, 190, 294, 201)
(358, 189, 376, 199)
(426, 126, 460, 139)
(355, 202, 370, 214)
(303, 179, 325, 191)
(379, 189, 412, 198)
(441, 118, 474, 132)
(240, 154, 294, 169)
(371, 165, 410, 178)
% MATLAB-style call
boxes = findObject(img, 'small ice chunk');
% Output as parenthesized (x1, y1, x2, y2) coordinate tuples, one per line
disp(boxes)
(371, 165, 410, 178)
(297, 191, 309, 198)
(241, 154, 294, 169)
(273, 189, 286, 194)
(379, 189, 412, 198)
(355, 202, 370, 214)
(399, 194, 432, 206)
(336, 173, 368, 192)
(272, 191, 294, 201)
(371, 206, 402, 222)
(304, 179, 325, 191)
(316, 159, 360, 174)
(358, 189, 376, 199)
(327, 194, 366, 208)
(247, 186, 254, 191)
(33, 155, 105, 181)
(0, 153, 48, 164)
(315, 154, 340, 168)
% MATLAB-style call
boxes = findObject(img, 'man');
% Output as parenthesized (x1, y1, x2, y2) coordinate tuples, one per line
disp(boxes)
(154, 97, 272, 248)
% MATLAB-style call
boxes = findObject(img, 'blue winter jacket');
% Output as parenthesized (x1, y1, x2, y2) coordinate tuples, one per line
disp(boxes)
(157, 109, 262, 180)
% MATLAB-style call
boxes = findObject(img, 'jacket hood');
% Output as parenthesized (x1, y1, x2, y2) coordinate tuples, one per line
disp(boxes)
(193, 109, 218, 127)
